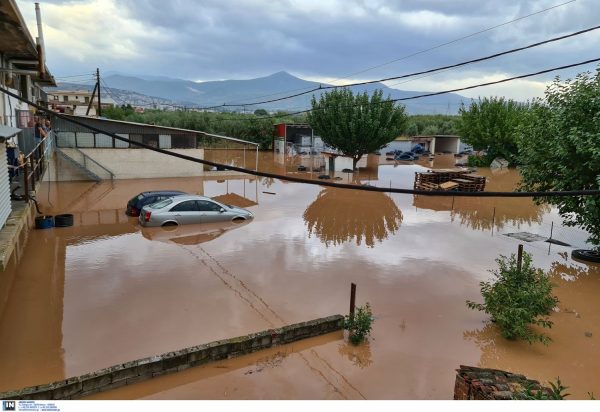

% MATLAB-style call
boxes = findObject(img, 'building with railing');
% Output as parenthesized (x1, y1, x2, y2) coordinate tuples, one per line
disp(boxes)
(49, 115, 259, 180)
(47, 89, 115, 116)
(0, 0, 55, 233)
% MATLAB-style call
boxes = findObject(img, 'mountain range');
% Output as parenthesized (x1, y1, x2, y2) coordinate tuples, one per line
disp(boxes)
(54, 71, 470, 115)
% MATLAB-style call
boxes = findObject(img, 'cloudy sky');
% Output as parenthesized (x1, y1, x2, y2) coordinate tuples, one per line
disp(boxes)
(16, 0, 600, 100)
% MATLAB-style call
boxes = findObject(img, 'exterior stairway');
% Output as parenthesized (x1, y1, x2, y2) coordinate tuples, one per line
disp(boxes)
(55, 147, 115, 181)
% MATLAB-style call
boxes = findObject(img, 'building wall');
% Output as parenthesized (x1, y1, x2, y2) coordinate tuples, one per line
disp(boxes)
(433, 137, 460, 153)
(0, 143, 11, 229)
(382, 140, 412, 153)
(60, 148, 205, 179)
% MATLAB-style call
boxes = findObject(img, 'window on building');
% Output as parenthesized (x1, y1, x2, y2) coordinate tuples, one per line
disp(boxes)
(53, 95, 59, 101)
(142, 134, 159, 148)
(171, 134, 196, 149)
(129, 134, 143, 149)
(63, 96, 68, 102)
(85, 96, 89, 103)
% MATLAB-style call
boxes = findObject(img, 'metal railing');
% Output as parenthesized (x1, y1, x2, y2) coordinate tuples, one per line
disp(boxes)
(22, 131, 54, 201)
(56, 146, 115, 181)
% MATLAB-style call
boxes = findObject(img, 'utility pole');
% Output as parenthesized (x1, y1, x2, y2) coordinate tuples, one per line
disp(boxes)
(96, 67, 102, 117)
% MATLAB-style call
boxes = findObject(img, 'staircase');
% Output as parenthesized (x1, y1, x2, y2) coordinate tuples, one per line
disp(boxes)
(55, 147, 115, 181)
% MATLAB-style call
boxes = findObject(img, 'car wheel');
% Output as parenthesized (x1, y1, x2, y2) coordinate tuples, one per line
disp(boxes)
(572, 249, 600, 263)
(162, 221, 178, 227)
(232, 217, 246, 223)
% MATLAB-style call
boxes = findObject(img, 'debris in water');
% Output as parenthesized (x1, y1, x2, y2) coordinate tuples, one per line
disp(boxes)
(585, 332, 593, 338)
(262, 191, 276, 195)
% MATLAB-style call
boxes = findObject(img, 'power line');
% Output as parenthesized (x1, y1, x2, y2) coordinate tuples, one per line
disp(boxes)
(204, 57, 600, 122)
(216, 0, 576, 106)
(328, 0, 577, 85)
(197, 23, 600, 110)
(2, 84, 598, 198)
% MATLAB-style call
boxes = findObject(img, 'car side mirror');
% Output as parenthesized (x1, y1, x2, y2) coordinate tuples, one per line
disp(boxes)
(219, 207, 225, 213)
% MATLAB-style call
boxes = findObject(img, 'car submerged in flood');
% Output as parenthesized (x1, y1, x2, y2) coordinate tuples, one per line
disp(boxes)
(126, 190, 187, 217)
(138, 195, 254, 227)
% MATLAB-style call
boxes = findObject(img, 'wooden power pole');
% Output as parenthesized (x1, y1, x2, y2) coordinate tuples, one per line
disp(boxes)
(96, 67, 102, 117)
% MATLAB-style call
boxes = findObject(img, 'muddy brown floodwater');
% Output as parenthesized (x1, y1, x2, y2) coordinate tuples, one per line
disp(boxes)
(0, 152, 598, 399)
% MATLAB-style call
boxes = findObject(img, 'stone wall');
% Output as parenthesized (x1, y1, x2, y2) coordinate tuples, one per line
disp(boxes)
(0, 315, 343, 400)
(454, 365, 551, 400)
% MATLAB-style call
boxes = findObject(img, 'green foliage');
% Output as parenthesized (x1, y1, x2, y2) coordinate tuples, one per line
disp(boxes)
(458, 97, 530, 165)
(103, 109, 307, 150)
(519, 377, 570, 400)
(308, 88, 408, 168)
(343, 303, 374, 345)
(467, 153, 492, 167)
(466, 252, 558, 344)
(403, 114, 459, 136)
(103, 104, 135, 120)
(517, 69, 600, 251)
(253, 109, 268, 116)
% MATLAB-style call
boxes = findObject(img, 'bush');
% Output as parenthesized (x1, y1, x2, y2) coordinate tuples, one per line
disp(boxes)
(343, 303, 374, 345)
(466, 252, 558, 344)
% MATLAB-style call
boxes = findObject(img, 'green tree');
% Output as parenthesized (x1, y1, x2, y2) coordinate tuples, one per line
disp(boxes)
(467, 252, 558, 344)
(457, 97, 529, 165)
(517, 69, 600, 251)
(308, 88, 408, 168)
(253, 108, 268, 116)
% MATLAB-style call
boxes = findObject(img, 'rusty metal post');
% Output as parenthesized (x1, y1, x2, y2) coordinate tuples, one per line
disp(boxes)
(517, 244, 524, 272)
(23, 162, 29, 201)
(349, 283, 356, 319)
(29, 156, 36, 189)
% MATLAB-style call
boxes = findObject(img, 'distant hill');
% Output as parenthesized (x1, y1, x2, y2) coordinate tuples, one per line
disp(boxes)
(51, 71, 470, 114)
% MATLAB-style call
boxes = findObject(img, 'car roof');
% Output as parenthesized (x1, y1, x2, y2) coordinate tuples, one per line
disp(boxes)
(140, 190, 187, 196)
(169, 195, 216, 202)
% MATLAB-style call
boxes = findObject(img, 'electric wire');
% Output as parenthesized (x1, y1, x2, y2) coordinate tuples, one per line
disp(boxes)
(198, 57, 600, 121)
(2, 85, 599, 198)
(198, 23, 600, 110)
(216, 0, 576, 105)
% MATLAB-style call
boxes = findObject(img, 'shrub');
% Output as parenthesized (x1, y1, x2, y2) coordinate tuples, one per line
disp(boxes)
(518, 377, 570, 400)
(466, 252, 558, 344)
(343, 303, 374, 345)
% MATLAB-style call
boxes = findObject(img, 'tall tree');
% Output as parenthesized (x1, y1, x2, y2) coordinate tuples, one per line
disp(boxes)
(517, 69, 600, 252)
(457, 97, 529, 164)
(308, 88, 407, 168)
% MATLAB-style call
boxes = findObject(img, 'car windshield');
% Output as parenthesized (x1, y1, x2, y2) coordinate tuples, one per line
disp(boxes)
(150, 198, 173, 209)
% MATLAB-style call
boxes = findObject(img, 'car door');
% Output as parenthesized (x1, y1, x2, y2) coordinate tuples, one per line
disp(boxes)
(196, 200, 226, 223)
(169, 200, 202, 225)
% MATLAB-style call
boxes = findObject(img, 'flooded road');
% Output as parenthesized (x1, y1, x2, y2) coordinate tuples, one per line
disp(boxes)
(0, 151, 598, 399)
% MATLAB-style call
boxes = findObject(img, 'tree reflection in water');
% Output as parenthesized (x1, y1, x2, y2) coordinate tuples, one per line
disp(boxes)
(303, 188, 403, 247)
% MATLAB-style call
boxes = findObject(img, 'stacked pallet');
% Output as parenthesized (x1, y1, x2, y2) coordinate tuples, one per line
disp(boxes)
(414, 170, 486, 192)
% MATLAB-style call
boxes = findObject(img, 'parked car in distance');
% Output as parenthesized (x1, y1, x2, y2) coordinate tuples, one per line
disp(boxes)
(139, 195, 254, 227)
(126, 190, 187, 216)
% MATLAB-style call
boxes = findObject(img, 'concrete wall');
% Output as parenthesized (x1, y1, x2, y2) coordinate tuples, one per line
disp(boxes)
(62, 148, 205, 179)
(454, 365, 551, 400)
(0, 315, 343, 400)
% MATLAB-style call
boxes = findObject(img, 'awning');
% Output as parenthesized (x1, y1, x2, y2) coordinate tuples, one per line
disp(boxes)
(0, 125, 22, 140)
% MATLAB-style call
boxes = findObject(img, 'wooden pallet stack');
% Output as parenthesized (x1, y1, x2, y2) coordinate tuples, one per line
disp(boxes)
(414, 169, 486, 192)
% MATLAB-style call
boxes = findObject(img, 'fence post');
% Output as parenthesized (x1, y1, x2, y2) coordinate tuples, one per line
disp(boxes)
(29, 156, 36, 189)
(23, 162, 29, 202)
(517, 244, 524, 272)
(349, 283, 357, 320)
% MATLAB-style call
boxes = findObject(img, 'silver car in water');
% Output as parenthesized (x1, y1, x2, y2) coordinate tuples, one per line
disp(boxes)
(138, 195, 253, 227)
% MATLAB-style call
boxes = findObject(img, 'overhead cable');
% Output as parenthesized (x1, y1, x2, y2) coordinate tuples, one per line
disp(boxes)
(218, 0, 576, 105)
(199, 23, 600, 110)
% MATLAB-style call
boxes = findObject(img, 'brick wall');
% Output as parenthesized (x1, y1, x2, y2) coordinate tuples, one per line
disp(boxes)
(454, 365, 551, 400)
(0, 314, 343, 400)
